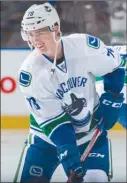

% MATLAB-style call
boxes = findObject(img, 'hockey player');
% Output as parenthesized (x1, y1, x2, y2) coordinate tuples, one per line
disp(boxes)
(14, 3, 125, 183)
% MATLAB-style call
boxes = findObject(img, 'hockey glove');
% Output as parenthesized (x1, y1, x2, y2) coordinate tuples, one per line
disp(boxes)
(58, 144, 84, 183)
(67, 169, 84, 183)
(93, 92, 124, 130)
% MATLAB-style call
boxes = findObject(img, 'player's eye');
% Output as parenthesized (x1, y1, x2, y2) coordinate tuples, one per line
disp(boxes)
(38, 32, 46, 35)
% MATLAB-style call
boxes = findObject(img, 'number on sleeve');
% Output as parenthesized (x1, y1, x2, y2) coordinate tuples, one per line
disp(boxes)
(27, 97, 41, 110)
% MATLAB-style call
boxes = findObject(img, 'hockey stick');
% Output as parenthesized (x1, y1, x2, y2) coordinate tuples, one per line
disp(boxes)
(80, 117, 104, 162)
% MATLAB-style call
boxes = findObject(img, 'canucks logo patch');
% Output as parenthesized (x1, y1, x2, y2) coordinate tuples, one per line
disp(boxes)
(87, 35, 100, 49)
(63, 93, 87, 116)
(19, 70, 32, 87)
(29, 166, 43, 177)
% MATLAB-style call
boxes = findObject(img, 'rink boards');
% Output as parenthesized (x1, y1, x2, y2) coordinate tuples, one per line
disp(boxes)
(1, 49, 126, 130)
(1, 115, 125, 130)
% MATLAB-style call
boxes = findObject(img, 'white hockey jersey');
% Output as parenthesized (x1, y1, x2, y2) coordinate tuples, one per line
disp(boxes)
(18, 34, 122, 145)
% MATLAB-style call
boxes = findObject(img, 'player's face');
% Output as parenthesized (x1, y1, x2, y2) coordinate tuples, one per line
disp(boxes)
(27, 27, 55, 54)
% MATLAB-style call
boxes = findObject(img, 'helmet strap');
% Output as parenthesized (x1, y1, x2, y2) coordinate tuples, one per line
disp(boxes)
(50, 31, 62, 74)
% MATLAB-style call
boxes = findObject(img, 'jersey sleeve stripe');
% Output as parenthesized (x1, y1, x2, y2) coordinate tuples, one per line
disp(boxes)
(39, 111, 65, 126)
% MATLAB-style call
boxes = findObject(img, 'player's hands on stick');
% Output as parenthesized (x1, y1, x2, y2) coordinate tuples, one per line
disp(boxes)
(57, 144, 84, 183)
(67, 168, 84, 183)
(93, 92, 124, 130)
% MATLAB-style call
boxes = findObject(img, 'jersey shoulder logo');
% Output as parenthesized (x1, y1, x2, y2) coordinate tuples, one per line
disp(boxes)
(19, 70, 32, 87)
(86, 35, 100, 49)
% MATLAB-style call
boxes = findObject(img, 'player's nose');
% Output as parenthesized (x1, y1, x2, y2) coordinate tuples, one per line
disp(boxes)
(33, 36, 41, 44)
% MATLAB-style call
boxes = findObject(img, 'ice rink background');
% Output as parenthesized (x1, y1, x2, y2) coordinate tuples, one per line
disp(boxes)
(1, 129, 126, 182)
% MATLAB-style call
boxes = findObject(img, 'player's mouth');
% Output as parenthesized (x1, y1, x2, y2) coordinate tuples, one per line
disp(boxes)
(37, 45, 45, 51)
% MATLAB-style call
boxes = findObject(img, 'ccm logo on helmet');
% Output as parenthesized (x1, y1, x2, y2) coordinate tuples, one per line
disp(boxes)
(0, 77, 16, 93)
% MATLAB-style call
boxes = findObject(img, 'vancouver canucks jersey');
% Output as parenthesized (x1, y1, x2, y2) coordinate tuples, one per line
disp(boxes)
(18, 34, 122, 145)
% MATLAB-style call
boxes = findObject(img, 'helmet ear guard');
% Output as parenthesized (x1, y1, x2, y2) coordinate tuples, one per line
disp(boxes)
(21, 28, 28, 41)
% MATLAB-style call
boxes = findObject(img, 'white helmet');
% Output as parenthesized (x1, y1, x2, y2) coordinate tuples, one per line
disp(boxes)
(21, 2, 60, 41)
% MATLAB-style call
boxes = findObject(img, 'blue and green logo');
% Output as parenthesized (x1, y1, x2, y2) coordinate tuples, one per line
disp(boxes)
(19, 70, 32, 87)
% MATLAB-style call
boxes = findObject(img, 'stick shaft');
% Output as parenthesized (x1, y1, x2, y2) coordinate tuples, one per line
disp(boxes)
(80, 118, 103, 162)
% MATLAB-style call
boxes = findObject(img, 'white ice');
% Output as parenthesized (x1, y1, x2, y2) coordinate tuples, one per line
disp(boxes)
(1, 130, 126, 182)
